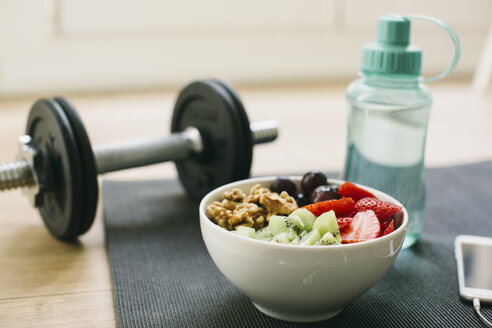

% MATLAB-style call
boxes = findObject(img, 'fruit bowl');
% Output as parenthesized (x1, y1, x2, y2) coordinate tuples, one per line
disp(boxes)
(199, 176, 408, 323)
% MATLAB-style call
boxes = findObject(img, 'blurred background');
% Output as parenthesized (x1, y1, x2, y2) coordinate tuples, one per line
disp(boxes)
(0, 0, 491, 96)
(0, 0, 491, 178)
(0, 3, 491, 326)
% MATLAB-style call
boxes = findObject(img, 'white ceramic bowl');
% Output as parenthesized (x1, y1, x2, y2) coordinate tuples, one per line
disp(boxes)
(199, 177, 408, 323)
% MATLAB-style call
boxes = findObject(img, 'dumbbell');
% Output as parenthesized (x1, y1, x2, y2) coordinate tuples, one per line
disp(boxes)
(0, 79, 277, 241)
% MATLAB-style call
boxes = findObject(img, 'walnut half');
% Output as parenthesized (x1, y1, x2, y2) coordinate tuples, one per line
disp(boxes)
(206, 183, 298, 230)
(260, 191, 298, 219)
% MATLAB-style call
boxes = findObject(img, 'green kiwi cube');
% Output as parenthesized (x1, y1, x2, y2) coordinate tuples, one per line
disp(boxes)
(298, 230, 308, 239)
(290, 236, 301, 245)
(272, 232, 291, 244)
(289, 209, 317, 232)
(255, 227, 274, 241)
(313, 210, 341, 242)
(287, 228, 298, 240)
(315, 231, 341, 245)
(300, 229, 322, 245)
(269, 215, 304, 236)
(236, 226, 256, 238)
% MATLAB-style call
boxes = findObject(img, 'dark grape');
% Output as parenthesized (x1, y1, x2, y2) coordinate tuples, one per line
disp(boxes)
(311, 185, 340, 203)
(301, 170, 328, 196)
(270, 177, 297, 196)
(295, 193, 311, 207)
(330, 184, 340, 194)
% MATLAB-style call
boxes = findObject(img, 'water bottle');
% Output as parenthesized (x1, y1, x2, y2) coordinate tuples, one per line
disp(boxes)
(343, 14, 461, 249)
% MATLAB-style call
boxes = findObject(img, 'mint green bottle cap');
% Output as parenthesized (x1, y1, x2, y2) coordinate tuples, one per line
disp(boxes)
(361, 14, 421, 76)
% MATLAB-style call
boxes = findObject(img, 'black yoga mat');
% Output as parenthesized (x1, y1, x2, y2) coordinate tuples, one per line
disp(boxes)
(103, 162, 492, 327)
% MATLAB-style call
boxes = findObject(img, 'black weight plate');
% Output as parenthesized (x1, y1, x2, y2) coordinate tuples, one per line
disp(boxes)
(53, 97, 98, 236)
(210, 79, 253, 172)
(171, 80, 253, 200)
(26, 99, 84, 240)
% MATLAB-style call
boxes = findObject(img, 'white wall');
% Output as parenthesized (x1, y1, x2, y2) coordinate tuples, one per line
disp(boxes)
(0, 0, 490, 95)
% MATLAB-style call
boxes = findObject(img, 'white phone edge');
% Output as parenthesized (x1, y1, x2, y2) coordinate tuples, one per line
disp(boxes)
(454, 234, 492, 303)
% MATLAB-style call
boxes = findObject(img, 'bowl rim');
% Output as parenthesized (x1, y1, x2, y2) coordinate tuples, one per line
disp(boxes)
(199, 176, 408, 250)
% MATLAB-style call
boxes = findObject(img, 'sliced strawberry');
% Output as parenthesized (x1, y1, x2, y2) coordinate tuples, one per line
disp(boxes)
(354, 197, 402, 222)
(341, 210, 381, 243)
(337, 217, 353, 231)
(340, 220, 355, 243)
(338, 182, 375, 202)
(382, 220, 395, 236)
(380, 218, 392, 235)
(391, 210, 404, 230)
(302, 197, 355, 217)
(354, 210, 381, 241)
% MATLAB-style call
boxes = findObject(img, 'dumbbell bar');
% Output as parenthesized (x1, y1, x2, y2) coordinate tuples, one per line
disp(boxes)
(0, 79, 278, 241)
(0, 121, 276, 195)
(94, 121, 276, 174)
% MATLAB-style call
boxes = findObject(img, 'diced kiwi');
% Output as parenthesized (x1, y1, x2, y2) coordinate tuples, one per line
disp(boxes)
(272, 232, 291, 244)
(299, 230, 308, 239)
(290, 236, 300, 245)
(300, 229, 322, 245)
(288, 209, 317, 232)
(255, 227, 274, 241)
(235, 226, 255, 238)
(269, 215, 304, 236)
(313, 210, 341, 242)
(287, 229, 298, 240)
(290, 230, 307, 245)
(315, 232, 341, 246)
(272, 228, 299, 244)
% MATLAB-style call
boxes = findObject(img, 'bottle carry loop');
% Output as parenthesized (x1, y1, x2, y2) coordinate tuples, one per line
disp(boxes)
(406, 14, 461, 83)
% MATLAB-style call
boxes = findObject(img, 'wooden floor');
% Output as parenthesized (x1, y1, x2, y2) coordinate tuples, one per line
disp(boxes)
(0, 81, 491, 327)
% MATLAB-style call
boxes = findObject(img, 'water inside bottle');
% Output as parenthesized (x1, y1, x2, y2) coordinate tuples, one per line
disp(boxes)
(343, 100, 430, 248)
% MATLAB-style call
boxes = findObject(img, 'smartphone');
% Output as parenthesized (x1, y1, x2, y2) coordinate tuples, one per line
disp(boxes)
(455, 235, 492, 303)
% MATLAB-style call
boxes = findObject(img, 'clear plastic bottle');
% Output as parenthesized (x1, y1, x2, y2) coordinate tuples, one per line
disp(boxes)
(345, 74, 431, 248)
(343, 14, 460, 248)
